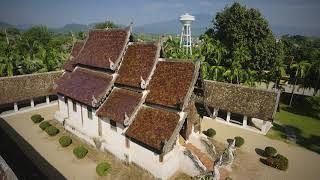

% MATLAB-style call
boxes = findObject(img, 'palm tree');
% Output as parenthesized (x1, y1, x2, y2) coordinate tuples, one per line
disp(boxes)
(243, 69, 257, 87)
(270, 59, 287, 90)
(0, 29, 18, 77)
(310, 60, 320, 96)
(289, 61, 311, 106)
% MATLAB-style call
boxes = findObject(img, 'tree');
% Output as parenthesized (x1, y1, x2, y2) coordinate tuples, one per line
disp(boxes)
(289, 61, 311, 106)
(94, 21, 119, 29)
(205, 2, 280, 74)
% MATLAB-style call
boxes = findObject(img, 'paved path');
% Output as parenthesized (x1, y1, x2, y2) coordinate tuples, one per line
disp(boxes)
(202, 117, 320, 180)
(1, 106, 154, 180)
(2, 106, 97, 180)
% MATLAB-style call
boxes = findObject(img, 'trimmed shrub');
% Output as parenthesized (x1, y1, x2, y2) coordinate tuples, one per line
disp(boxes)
(73, 146, 88, 159)
(45, 126, 60, 136)
(234, 136, 245, 147)
(264, 146, 277, 157)
(39, 121, 51, 130)
(59, 136, 72, 147)
(263, 154, 288, 171)
(205, 128, 216, 138)
(96, 162, 111, 176)
(31, 114, 44, 123)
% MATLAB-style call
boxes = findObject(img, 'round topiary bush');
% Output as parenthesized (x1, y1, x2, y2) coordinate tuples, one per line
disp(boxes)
(45, 126, 60, 136)
(264, 154, 288, 171)
(73, 146, 88, 159)
(264, 146, 277, 157)
(39, 121, 51, 130)
(96, 162, 111, 176)
(205, 128, 216, 138)
(59, 136, 72, 147)
(31, 114, 44, 123)
(234, 136, 245, 147)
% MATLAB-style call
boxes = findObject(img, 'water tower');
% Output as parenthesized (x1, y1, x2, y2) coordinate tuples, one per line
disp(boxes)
(179, 13, 195, 55)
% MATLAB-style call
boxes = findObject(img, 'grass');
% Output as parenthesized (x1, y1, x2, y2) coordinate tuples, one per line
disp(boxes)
(267, 104, 320, 154)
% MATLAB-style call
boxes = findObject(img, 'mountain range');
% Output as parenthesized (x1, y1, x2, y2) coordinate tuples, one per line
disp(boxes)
(1, 13, 320, 37)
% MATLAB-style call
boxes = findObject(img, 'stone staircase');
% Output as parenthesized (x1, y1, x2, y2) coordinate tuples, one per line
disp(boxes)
(183, 143, 214, 171)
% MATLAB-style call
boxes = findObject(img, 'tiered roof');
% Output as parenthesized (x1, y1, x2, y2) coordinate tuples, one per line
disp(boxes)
(145, 61, 197, 110)
(63, 41, 85, 72)
(55, 27, 199, 155)
(125, 60, 199, 154)
(125, 106, 180, 153)
(96, 88, 143, 124)
(56, 67, 113, 107)
(115, 43, 159, 88)
(75, 28, 130, 70)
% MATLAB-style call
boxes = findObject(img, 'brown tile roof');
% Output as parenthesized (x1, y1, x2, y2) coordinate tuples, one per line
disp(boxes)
(115, 43, 159, 88)
(194, 80, 280, 121)
(56, 67, 113, 107)
(145, 61, 196, 109)
(0, 71, 63, 105)
(125, 106, 180, 153)
(75, 28, 130, 70)
(63, 41, 85, 72)
(96, 88, 143, 124)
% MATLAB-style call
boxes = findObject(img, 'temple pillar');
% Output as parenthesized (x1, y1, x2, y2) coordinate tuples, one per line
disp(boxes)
(226, 112, 231, 122)
(46, 96, 50, 104)
(30, 99, 35, 108)
(213, 108, 219, 117)
(243, 116, 248, 127)
(261, 121, 267, 133)
(14, 103, 18, 112)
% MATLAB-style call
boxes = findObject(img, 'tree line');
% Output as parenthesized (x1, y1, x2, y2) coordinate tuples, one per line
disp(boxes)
(0, 21, 119, 77)
(162, 2, 320, 98)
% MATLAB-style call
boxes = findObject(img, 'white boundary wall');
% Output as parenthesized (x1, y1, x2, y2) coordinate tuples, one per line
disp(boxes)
(55, 98, 203, 179)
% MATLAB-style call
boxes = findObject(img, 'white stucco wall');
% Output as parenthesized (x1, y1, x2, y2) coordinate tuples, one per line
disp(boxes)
(54, 97, 203, 179)
(55, 95, 69, 123)
(100, 118, 128, 160)
(81, 105, 99, 137)
(66, 99, 82, 130)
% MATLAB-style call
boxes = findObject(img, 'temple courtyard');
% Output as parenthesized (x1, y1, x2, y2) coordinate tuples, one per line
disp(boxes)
(1, 105, 320, 180)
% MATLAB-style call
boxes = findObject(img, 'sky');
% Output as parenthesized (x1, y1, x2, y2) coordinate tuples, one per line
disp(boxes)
(0, 0, 319, 29)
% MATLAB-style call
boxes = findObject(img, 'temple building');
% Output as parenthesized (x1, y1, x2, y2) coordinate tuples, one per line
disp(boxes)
(0, 25, 280, 179)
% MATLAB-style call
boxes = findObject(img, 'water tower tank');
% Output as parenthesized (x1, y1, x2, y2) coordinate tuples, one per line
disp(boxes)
(179, 13, 195, 55)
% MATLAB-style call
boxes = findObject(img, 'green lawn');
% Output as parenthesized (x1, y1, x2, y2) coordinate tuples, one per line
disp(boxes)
(267, 104, 320, 154)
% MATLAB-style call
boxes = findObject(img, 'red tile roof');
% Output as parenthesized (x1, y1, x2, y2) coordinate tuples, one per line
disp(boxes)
(125, 106, 180, 153)
(145, 61, 195, 109)
(75, 28, 130, 70)
(63, 41, 85, 72)
(96, 88, 143, 124)
(56, 67, 113, 107)
(115, 43, 159, 88)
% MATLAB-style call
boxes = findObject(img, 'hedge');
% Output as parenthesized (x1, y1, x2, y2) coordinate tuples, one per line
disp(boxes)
(45, 126, 60, 136)
(96, 162, 111, 176)
(31, 114, 44, 123)
(73, 146, 88, 159)
(39, 121, 51, 130)
(234, 136, 245, 147)
(264, 146, 277, 157)
(59, 136, 72, 147)
(263, 154, 288, 171)
(204, 128, 216, 138)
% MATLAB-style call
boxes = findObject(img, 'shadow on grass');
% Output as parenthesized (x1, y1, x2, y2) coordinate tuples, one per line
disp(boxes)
(0, 118, 66, 180)
(255, 148, 266, 157)
(270, 122, 320, 154)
